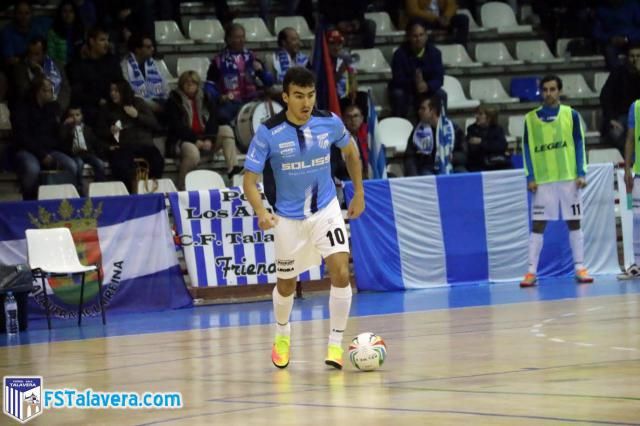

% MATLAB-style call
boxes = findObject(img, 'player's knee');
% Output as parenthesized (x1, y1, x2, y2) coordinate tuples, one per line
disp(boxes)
(532, 221, 546, 234)
(276, 277, 297, 296)
(330, 263, 350, 286)
(567, 220, 581, 231)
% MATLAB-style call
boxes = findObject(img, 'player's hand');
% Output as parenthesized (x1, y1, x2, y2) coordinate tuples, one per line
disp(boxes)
(625, 169, 634, 194)
(257, 211, 278, 230)
(527, 181, 537, 193)
(348, 191, 365, 219)
(575, 177, 587, 189)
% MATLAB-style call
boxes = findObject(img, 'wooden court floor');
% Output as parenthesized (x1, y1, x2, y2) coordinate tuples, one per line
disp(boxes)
(0, 286, 638, 425)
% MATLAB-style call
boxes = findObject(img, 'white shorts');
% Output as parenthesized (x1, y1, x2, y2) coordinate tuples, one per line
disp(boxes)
(532, 181, 583, 221)
(274, 198, 349, 279)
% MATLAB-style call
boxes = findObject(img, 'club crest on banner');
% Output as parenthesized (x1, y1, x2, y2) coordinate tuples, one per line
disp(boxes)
(3, 376, 43, 424)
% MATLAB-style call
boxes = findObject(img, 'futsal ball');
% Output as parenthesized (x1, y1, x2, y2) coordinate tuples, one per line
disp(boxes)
(348, 332, 387, 371)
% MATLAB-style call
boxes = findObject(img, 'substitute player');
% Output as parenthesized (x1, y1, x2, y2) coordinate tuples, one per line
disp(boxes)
(521, 74, 593, 287)
(243, 67, 365, 369)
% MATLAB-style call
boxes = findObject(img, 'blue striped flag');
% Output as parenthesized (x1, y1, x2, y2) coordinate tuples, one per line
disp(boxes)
(367, 91, 387, 179)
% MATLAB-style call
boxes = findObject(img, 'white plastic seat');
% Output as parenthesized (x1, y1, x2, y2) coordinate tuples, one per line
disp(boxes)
(556, 38, 604, 62)
(480, 2, 532, 34)
(439, 44, 481, 68)
(364, 12, 404, 36)
(443, 75, 481, 110)
(588, 148, 623, 165)
(138, 178, 178, 194)
(155, 59, 177, 85)
(464, 117, 476, 131)
(377, 117, 414, 154)
(516, 40, 563, 64)
(594, 72, 609, 93)
(559, 74, 597, 98)
(469, 78, 519, 103)
(274, 16, 314, 39)
(458, 9, 489, 32)
(185, 170, 226, 190)
(188, 18, 225, 43)
(508, 115, 525, 139)
(351, 48, 391, 73)
(155, 20, 194, 45)
(38, 184, 80, 200)
(177, 56, 211, 81)
(475, 42, 523, 66)
(88, 181, 129, 197)
(26, 227, 105, 329)
(233, 17, 275, 42)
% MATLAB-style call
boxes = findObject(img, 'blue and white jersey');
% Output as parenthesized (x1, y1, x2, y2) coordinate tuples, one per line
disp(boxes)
(244, 109, 351, 219)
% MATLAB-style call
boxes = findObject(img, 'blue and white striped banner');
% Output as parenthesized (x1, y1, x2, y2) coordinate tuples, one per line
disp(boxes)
(169, 187, 323, 287)
(344, 164, 619, 291)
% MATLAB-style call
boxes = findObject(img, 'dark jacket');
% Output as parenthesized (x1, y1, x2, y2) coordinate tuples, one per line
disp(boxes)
(95, 97, 159, 148)
(600, 63, 640, 123)
(13, 57, 71, 111)
(389, 42, 444, 95)
(465, 123, 508, 172)
(11, 99, 63, 160)
(60, 121, 107, 158)
(318, 0, 369, 25)
(165, 88, 219, 156)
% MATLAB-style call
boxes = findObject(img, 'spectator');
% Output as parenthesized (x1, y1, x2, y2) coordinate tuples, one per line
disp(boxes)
(405, 0, 469, 47)
(60, 104, 107, 185)
(404, 94, 459, 176)
(465, 105, 510, 172)
(206, 23, 274, 125)
(341, 104, 369, 178)
(13, 37, 71, 111)
(267, 27, 310, 95)
(318, 0, 376, 48)
(48, 0, 85, 65)
(600, 43, 640, 153)
(95, 79, 163, 192)
(166, 71, 240, 189)
(121, 33, 169, 114)
(11, 77, 79, 200)
(1, 0, 51, 66)
(73, 0, 97, 29)
(67, 26, 123, 126)
(389, 19, 445, 119)
(593, 0, 640, 70)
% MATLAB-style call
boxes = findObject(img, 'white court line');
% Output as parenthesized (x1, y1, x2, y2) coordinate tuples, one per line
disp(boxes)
(611, 347, 637, 352)
(574, 342, 594, 347)
(536, 333, 546, 337)
(549, 338, 565, 343)
(542, 318, 555, 323)
(561, 313, 575, 317)
(586, 306, 603, 312)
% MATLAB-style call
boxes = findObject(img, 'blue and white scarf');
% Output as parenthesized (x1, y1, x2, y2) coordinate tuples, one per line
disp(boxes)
(272, 49, 309, 83)
(413, 115, 455, 174)
(42, 56, 62, 98)
(125, 53, 168, 101)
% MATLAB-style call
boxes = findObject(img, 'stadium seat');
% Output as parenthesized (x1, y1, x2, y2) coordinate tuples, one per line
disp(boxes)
(386, 163, 404, 178)
(185, 170, 226, 190)
(177, 57, 210, 80)
(594, 72, 609, 93)
(470, 78, 519, 103)
(377, 117, 413, 154)
(88, 181, 129, 197)
(475, 42, 523, 66)
(556, 38, 604, 62)
(439, 44, 481, 68)
(510, 77, 541, 102)
(588, 148, 623, 165)
(508, 115, 525, 141)
(188, 18, 225, 43)
(138, 178, 178, 194)
(516, 40, 563, 64)
(155, 59, 177, 85)
(458, 9, 489, 32)
(559, 74, 597, 98)
(351, 48, 391, 73)
(155, 20, 194, 45)
(27, 227, 105, 329)
(364, 12, 404, 36)
(480, 2, 532, 34)
(274, 16, 314, 39)
(38, 184, 80, 200)
(358, 85, 384, 113)
(233, 17, 276, 42)
(443, 75, 480, 110)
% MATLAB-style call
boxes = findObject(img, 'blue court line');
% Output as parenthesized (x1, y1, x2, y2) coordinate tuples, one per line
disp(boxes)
(1, 275, 639, 347)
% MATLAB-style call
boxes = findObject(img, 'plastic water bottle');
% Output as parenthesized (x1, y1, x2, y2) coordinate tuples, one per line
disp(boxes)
(4, 292, 19, 335)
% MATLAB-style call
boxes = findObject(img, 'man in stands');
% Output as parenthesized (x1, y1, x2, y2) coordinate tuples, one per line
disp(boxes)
(405, 0, 469, 47)
(1, 0, 50, 67)
(267, 27, 309, 97)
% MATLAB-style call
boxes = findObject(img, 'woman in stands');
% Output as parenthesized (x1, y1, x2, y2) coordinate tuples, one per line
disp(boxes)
(47, 0, 85, 65)
(166, 70, 239, 189)
(465, 104, 510, 172)
(96, 79, 163, 192)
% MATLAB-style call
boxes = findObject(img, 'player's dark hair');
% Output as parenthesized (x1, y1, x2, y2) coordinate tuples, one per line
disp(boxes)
(283, 66, 315, 93)
(540, 74, 562, 91)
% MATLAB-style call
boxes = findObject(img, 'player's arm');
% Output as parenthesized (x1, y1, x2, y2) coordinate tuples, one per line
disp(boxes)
(522, 121, 537, 192)
(625, 102, 636, 194)
(341, 138, 365, 219)
(572, 110, 587, 188)
(243, 171, 278, 230)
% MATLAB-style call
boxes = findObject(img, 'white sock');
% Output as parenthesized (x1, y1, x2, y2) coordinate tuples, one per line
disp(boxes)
(528, 233, 544, 274)
(569, 229, 585, 271)
(633, 211, 640, 265)
(273, 286, 294, 337)
(328, 285, 352, 346)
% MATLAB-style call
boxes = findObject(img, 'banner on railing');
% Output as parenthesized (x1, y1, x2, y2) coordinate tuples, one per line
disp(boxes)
(169, 187, 322, 287)
(344, 164, 619, 291)
(0, 194, 192, 318)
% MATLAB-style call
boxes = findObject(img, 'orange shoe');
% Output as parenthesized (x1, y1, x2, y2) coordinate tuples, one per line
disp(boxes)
(271, 335, 290, 369)
(520, 273, 537, 287)
(575, 268, 594, 284)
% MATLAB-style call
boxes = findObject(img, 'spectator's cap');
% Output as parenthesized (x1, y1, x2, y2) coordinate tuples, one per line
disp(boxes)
(326, 30, 344, 44)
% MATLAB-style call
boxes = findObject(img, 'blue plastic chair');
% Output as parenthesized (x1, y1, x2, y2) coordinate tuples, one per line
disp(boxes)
(510, 77, 541, 102)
